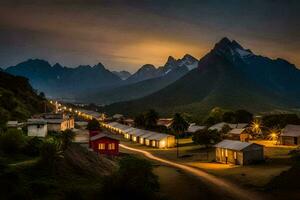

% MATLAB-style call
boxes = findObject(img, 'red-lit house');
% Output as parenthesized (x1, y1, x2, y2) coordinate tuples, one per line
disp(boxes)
(89, 133, 119, 156)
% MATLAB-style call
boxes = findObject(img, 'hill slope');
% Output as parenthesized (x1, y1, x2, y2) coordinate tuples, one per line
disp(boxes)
(0, 71, 49, 122)
(104, 38, 300, 119)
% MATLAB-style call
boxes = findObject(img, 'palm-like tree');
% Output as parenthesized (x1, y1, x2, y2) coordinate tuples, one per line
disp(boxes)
(171, 113, 189, 158)
(144, 109, 159, 129)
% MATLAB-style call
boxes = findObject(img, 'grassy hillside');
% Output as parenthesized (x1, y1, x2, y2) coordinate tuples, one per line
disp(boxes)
(0, 71, 50, 123)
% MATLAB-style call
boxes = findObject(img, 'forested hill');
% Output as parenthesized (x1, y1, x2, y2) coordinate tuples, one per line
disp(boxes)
(0, 71, 50, 124)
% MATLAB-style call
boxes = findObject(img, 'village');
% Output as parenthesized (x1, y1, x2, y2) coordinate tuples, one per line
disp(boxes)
(4, 99, 299, 198)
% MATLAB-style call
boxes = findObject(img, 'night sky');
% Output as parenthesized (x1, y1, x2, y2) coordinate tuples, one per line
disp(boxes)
(0, 0, 299, 72)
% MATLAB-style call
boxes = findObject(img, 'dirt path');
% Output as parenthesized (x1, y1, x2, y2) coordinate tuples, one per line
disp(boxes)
(120, 144, 264, 200)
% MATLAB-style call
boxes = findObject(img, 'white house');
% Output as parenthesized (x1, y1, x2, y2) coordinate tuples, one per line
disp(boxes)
(27, 119, 47, 137)
(214, 140, 264, 165)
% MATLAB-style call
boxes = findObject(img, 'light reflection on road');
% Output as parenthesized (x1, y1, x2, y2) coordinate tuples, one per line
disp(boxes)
(120, 144, 262, 200)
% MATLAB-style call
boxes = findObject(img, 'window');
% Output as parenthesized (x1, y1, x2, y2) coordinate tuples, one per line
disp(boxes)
(108, 143, 115, 150)
(234, 152, 237, 159)
(152, 141, 156, 147)
(99, 143, 105, 150)
(225, 149, 228, 157)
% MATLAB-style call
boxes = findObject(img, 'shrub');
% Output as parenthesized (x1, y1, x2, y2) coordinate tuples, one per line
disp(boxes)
(87, 119, 101, 131)
(0, 129, 26, 154)
(23, 137, 43, 156)
(100, 156, 159, 199)
(38, 142, 62, 172)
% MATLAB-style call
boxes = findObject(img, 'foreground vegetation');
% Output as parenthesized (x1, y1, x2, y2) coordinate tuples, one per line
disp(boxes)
(0, 129, 161, 200)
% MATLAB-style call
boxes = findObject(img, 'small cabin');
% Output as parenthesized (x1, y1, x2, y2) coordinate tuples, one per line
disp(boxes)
(280, 125, 300, 145)
(90, 133, 119, 156)
(27, 119, 47, 137)
(227, 128, 251, 142)
(214, 140, 264, 165)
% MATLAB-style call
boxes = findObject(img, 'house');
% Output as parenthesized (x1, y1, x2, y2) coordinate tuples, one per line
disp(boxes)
(75, 121, 88, 129)
(214, 140, 264, 165)
(89, 133, 119, 156)
(34, 113, 74, 132)
(280, 125, 300, 145)
(6, 121, 24, 129)
(145, 133, 175, 148)
(46, 118, 74, 132)
(157, 118, 173, 128)
(123, 118, 135, 126)
(112, 114, 124, 120)
(27, 119, 47, 137)
(187, 123, 206, 133)
(102, 122, 175, 148)
(227, 128, 251, 142)
(209, 122, 248, 132)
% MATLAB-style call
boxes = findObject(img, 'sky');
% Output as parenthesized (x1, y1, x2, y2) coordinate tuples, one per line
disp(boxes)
(0, 0, 299, 72)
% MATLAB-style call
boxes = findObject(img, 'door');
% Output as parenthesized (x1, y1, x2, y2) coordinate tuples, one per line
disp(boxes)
(294, 137, 298, 145)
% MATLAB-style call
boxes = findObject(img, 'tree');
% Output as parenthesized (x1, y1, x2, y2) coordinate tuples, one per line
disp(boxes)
(170, 113, 189, 158)
(0, 129, 26, 154)
(60, 129, 75, 151)
(222, 111, 236, 123)
(219, 124, 232, 137)
(101, 156, 159, 200)
(203, 116, 219, 126)
(192, 129, 221, 148)
(144, 109, 159, 129)
(134, 114, 146, 128)
(38, 141, 63, 172)
(235, 110, 253, 123)
(87, 118, 101, 131)
(23, 137, 43, 156)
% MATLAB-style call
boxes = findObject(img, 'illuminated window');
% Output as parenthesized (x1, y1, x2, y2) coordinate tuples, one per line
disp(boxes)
(108, 143, 115, 150)
(133, 136, 136, 142)
(234, 152, 237, 159)
(145, 140, 150, 146)
(160, 140, 166, 148)
(225, 149, 228, 157)
(140, 138, 143, 144)
(152, 141, 156, 147)
(99, 143, 105, 150)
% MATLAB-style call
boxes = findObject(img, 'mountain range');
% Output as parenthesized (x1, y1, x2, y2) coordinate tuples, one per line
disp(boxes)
(5, 59, 122, 99)
(3, 37, 300, 120)
(103, 38, 300, 119)
(83, 54, 198, 104)
(3, 54, 198, 103)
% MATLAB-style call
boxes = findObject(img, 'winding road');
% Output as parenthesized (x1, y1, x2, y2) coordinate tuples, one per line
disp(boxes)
(120, 144, 263, 200)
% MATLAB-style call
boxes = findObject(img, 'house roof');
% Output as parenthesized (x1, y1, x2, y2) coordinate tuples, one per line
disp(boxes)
(45, 118, 65, 124)
(214, 140, 255, 151)
(146, 133, 172, 140)
(228, 128, 245, 135)
(188, 124, 206, 133)
(281, 125, 300, 137)
(209, 122, 248, 131)
(113, 114, 123, 119)
(90, 133, 119, 141)
(27, 118, 47, 125)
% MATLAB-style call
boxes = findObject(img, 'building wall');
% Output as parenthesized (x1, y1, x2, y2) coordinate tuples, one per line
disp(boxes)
(280, 136, 300, 145)
(91, 138, 119, 155)
(215, 145, 264, 165)
(47, 123, 62, 132)
(215, 148, 243, 165)
(28, 124, 47, 137)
